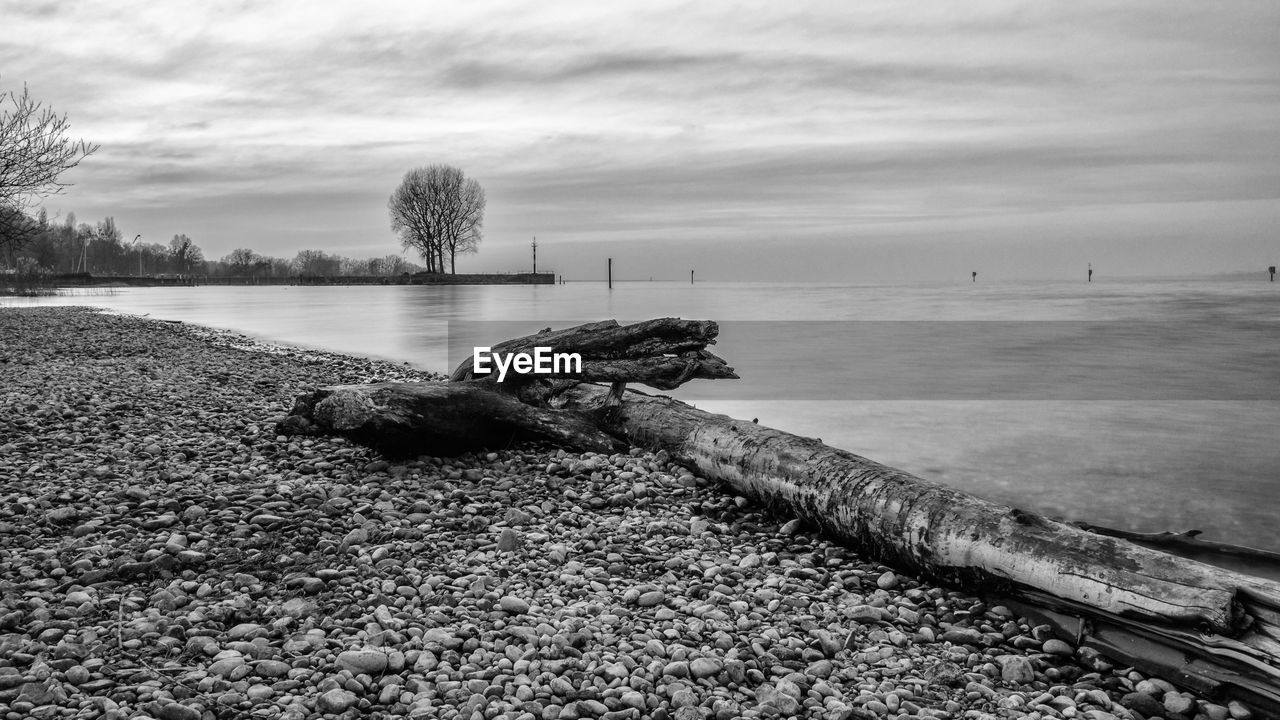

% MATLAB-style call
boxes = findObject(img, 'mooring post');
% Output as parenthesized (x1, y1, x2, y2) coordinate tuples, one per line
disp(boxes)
(608, 258, 612, 289)
(691, 269, 694, 284)
(1270, 266, 1276, 282)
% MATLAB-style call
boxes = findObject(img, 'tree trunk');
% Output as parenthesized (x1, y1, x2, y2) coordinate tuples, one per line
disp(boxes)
(555, 385, 1272, 623)
(280, 381, 624, 456)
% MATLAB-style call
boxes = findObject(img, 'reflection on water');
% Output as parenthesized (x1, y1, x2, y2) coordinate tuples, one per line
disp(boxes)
(7, 279, 1279, 552)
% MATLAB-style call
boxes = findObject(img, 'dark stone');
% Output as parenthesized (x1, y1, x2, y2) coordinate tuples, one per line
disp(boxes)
(1121, 692, 1166, 718)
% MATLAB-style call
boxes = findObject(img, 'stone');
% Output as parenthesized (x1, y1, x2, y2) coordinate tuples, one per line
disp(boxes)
(499, 596, 531, 614)
(1228, 700, 1254, 719)
(689, 657, 722, 679)
(1163, 692, 1196, 716)
(1042, 638, 1074, 656)
(619, 690, 646, 710)
(227, 622, 266, 640)
(317, 688, 357, 714)
(497, 528, 521, 552)
(64, 665, 91, 685)
(207, 654, 247, 678)
(249, 514, 286, 525)
(254, 659, 291, 678)
(940, 627, 984, 646)
(156, 704, 202, 720)
(637, 591, 665, 607)
(755, 683, 802, 715)
(281, 598, 315, 618)
(876, 571, 899, 590)
(848, 605, 887, 623)
(670, 689, 698, 708)
(997, 655, 1035, 684)
(336, 648, 388, 675)
(48, 507, 79, 524)
(1121, 692, 1166, 718)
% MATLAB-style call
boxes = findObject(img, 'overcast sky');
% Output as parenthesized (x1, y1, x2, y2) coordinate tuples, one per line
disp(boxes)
(4, 1, 1278, 281)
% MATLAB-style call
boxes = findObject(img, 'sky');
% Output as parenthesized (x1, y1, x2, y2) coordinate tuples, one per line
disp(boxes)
(3, 1, 1278, 282)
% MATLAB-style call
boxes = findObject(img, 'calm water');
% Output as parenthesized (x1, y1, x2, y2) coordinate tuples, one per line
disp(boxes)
(7, 279, 1279, 552)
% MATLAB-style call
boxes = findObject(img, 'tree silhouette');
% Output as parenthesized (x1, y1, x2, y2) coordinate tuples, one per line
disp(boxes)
(1, 81, 97, 255)
(388, 164, 485, 273)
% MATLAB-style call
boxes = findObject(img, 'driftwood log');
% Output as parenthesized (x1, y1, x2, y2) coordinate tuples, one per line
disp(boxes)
(280, 318, 1280, 715)
(280, 318, 736, 454)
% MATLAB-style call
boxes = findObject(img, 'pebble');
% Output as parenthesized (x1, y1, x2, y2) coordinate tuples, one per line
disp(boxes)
(1164, 691, 1197, 716)
(637, 590, 666, 607)
(336, 648, 389, 675)
(1042, 638, 1075, 656)
(0, 308, 1254, 720)
(500, 595, 531, 614)
(317, 688, 357, 714)
(998, 654, 1035, 684)
(156, 704, 202, 720)
(690, 657, 722, 679)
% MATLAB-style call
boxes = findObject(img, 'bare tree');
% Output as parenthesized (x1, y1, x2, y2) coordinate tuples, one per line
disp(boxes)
(169, 234, 204, 273)
(291, 249, 341, 276)
(223, 247, 260, 275)
(1, 82, 98, 209)
(388, 164, 485, 274)
(1, 81, 96, 260)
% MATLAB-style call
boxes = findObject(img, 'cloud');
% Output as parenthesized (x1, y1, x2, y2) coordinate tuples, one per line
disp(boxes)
(2, 0, 1277, 278)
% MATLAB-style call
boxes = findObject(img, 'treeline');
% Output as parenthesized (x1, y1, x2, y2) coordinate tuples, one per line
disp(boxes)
(1, 209, 424, 278)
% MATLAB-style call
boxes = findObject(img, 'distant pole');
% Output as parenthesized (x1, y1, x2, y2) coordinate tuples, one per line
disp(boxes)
(135, 234, 142, 276)
(532, 236, 537, 275)
(691, 269, 694, 284)
(608, 258, 613, 289)
(1088, 262, 1093, 282)
(972, 271, 977, 283)
(1270, 266, 1276, 282)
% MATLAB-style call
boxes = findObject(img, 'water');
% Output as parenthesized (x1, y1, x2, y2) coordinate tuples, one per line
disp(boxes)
(7, 279, 1279, 553)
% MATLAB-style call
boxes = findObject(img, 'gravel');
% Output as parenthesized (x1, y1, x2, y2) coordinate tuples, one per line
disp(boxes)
(0, 307, 1251, 720)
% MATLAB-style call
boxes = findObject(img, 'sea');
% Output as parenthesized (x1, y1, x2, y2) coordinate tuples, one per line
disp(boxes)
(6, 278, 1279, 554)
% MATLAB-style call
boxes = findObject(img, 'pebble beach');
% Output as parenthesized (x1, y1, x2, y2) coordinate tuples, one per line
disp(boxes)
(0, 307, 1251, 720)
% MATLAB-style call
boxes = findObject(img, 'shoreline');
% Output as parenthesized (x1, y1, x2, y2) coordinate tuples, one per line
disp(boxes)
(0, 307, 1246, 720)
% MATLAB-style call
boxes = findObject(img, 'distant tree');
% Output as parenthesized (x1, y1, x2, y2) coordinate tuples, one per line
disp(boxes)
(1, 81, 98, 255)
(388, 164, 485, 274)
(291, 249, 341, 276)
(268, 257, 292, 277)
(169, 234, 204, 273)
(252, 258, 274, 277)
(0, 205, 39, 263)
(223, 247, 259, 275)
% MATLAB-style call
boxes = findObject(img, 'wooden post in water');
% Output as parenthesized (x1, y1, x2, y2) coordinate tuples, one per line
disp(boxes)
(691, 270, 694, 284)
(1270, 266, 1276, 282)
(608, 258, 612, 289)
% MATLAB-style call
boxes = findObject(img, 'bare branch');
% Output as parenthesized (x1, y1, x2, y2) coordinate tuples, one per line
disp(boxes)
(0, 81, 99, 210)
(387, 164, 485, 273)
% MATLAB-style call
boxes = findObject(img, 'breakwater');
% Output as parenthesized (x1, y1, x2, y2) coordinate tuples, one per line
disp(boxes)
(45, 272, 556, 287)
